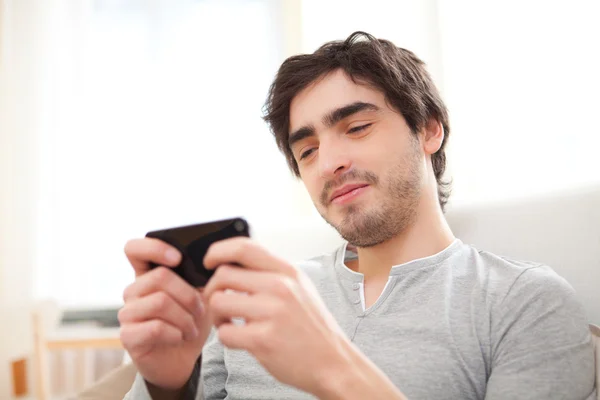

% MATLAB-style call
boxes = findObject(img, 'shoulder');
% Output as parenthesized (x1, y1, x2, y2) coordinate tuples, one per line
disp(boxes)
(461, 246, 589, 340)
(457, 244, 574, 305)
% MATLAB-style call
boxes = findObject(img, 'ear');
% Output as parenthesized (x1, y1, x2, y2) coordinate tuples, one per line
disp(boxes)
(420, 118, 444, 156)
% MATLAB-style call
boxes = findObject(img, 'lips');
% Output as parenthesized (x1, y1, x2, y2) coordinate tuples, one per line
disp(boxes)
(329, 183, 369, 203)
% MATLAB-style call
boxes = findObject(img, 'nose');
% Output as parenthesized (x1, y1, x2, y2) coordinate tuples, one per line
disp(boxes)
(318, 137, 352, 179)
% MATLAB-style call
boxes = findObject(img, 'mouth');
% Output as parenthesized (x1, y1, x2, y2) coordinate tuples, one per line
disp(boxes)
(329, 183, 370, 205)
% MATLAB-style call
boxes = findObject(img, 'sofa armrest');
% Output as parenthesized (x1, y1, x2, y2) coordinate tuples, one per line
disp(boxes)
(74, 363, 137, 400)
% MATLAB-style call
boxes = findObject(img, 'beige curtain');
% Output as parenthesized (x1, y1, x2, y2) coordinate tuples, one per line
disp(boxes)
(0, 0, 58, 397)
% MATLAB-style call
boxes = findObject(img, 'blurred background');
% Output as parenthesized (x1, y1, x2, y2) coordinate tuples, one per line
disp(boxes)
(1, 0, 599, 398)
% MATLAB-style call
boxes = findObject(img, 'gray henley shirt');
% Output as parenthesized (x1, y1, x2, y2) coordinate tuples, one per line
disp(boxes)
(125, 239, 596, 399)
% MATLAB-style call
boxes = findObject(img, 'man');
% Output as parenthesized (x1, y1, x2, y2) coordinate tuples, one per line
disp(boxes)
(120, 32, 596, 399)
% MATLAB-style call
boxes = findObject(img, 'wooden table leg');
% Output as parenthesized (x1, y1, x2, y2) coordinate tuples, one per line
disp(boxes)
(32, 312, 50, 400)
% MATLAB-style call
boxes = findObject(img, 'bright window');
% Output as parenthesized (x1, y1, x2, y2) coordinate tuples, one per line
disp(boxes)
(33, 0, 296, 308)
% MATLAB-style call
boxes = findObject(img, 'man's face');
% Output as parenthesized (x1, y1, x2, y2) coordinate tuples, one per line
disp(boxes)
(289, 70, 426, 248)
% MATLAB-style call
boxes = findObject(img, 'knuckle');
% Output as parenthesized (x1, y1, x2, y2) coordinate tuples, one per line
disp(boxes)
(153, 266, 172, 282)
(147, 320, 165, 340)
(120, 325, 142, 351)
(239, 237, 252, 249)
(184, 314, 196, 332)
(122, 283, 135, 302)
(119, 326, 130, 345)
(152, 292, 170, 313)
(281, 276, 295, 288)
(221, 264, 236, 276)
(182, 291, 199, 313)
(117, 307, 128, 323)
(208, 291, 224, 310)
(213, 266, 225, 279)
(286, 264, 300, 279)
(235, 240, 253, 258)
(213, 265, 230, 281)
(273, 277, 294, 298)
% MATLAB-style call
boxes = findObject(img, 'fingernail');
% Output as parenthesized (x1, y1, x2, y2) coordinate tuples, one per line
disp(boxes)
(165, 249, 180, 264)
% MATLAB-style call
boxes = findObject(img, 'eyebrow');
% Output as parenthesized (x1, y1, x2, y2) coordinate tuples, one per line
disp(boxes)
(288, 101, 380, 148)
(323, 101, 380, 128)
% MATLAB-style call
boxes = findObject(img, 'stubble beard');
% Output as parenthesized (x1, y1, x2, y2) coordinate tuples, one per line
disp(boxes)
(320, 148, 422, 248)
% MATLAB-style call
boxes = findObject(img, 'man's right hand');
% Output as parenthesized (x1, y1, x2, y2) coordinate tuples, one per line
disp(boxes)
(119, 238, 211, 391)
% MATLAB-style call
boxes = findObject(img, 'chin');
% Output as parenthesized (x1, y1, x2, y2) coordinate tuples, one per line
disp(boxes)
(323, 209, 372, 244)
(327, 202, 415, 248)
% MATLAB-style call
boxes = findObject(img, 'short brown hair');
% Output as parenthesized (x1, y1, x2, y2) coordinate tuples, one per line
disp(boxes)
(263, 31, 452, 211)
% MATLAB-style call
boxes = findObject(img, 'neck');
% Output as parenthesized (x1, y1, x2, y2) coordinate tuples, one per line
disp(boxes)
(350, 191, 455, 279)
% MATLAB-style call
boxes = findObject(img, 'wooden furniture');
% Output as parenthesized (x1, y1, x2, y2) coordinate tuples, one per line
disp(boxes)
(591, 324, 600, 400)
(32, 311, 122, 400)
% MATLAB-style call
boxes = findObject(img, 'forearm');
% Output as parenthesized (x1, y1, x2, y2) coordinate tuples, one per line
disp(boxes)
(316, 340, 407, 400)
(146, 355, 202, 400)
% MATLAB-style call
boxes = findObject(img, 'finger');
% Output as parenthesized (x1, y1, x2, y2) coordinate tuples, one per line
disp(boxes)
(124, 238, 182, 277)
(217, 321, 266, 352)
(203, 265, 289, 300)
(208, 291, 278, 326)
(120, 320, 183, 358)
(203, 237, 296, 276)
(123, 267, 204, 316)
(118, 292, 200, 341)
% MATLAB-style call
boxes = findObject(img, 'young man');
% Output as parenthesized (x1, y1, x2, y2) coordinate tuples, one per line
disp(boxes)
(120, 32, 596, 399)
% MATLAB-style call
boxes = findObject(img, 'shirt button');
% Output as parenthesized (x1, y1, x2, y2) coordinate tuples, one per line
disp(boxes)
(352, 283, 360, 290)
(353, 299, 361, 304)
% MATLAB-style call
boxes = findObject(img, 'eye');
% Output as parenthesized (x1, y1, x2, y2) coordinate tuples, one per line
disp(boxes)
(299, 148, 316, 160)
(348, 123, 372, 134)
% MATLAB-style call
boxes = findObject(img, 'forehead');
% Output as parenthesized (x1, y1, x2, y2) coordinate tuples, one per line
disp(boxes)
(289, 69, 387, 132)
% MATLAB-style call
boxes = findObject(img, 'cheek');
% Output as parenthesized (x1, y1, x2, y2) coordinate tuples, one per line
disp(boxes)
(352, 145, 388, 177)
(299, 173, 322, 203)
(372, 134, 416, 167)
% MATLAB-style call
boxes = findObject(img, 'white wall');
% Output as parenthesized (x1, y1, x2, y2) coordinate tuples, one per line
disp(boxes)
(301, 0, 444, 92)
(438, 0, 600, 206)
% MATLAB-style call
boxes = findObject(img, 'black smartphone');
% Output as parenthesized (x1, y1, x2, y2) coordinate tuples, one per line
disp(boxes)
(145, 217, 250, 287)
